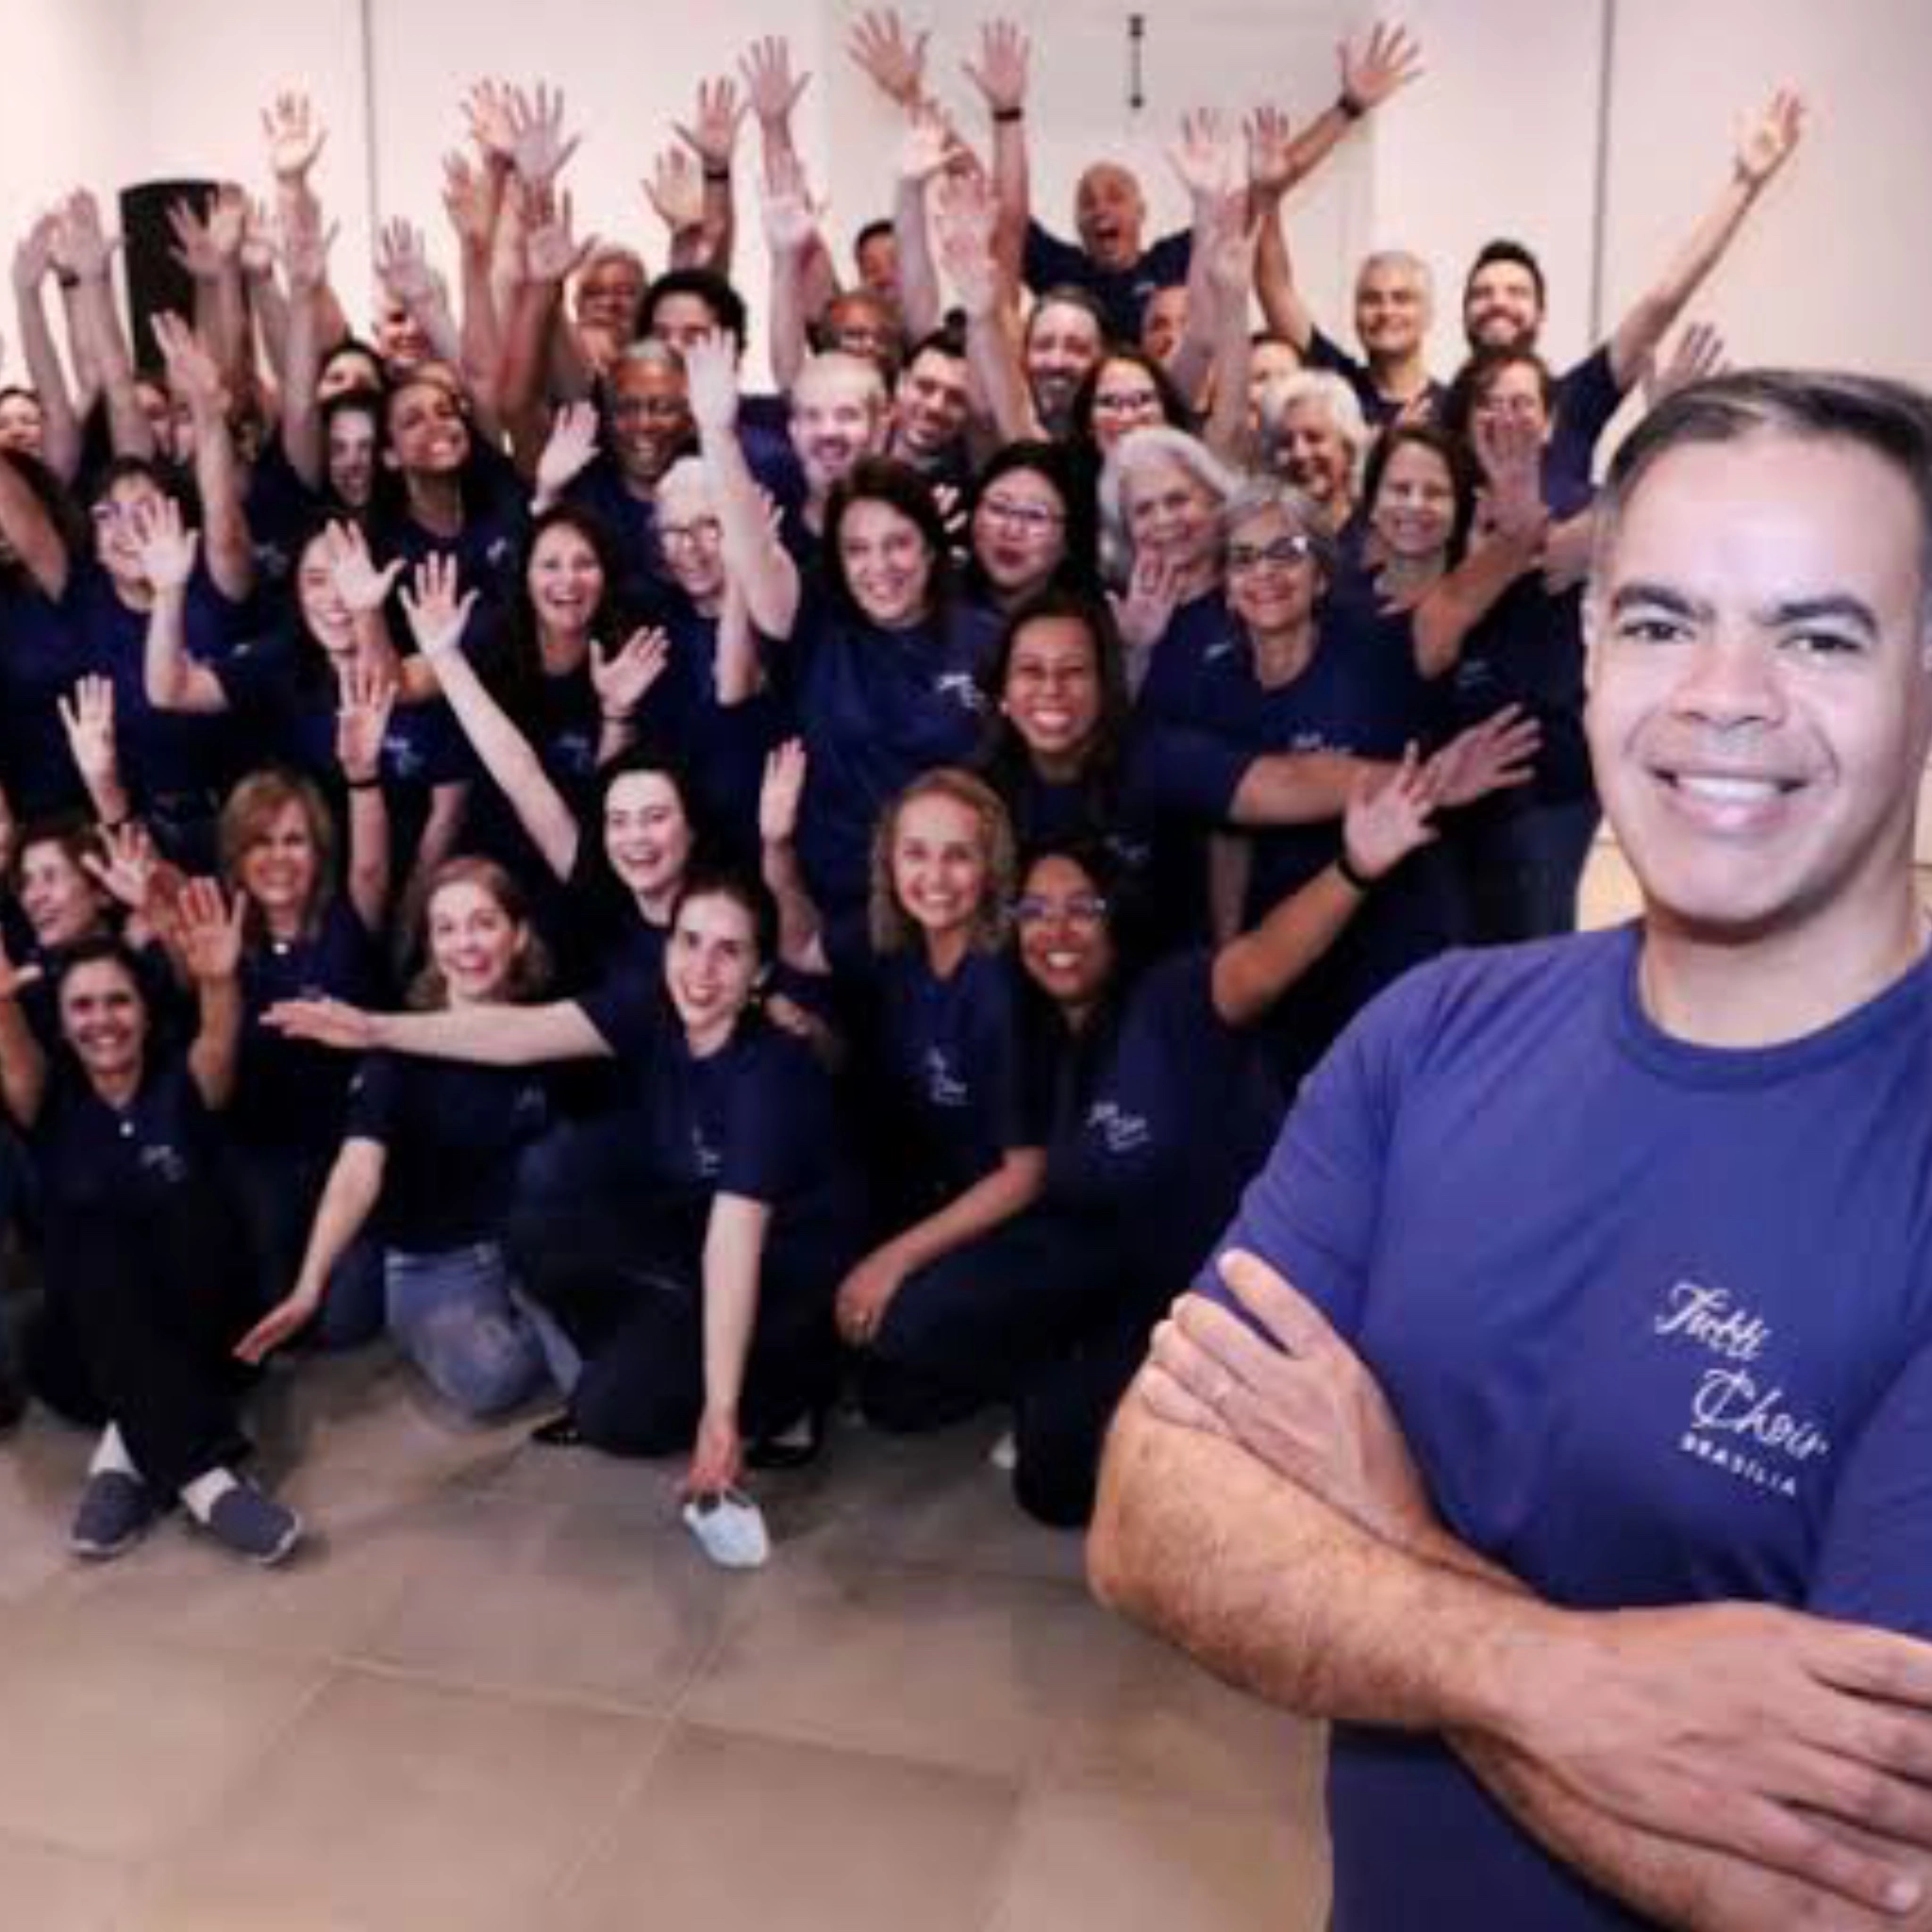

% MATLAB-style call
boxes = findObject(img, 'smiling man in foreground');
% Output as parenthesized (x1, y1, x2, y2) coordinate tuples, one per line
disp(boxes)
(1091, 369, 1932, 1930)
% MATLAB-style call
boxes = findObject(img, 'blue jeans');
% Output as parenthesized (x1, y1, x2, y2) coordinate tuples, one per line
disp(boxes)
(384, 1241, 550, 1418)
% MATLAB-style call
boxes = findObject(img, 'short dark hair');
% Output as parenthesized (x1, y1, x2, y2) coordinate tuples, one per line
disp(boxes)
(1594, 368, 1932, 634)
(1464, 239, 1548, 314)
(671, 861, 780, 967)
(854, 218, 894, 258)
(1068, 344, 1193, 446)
(1024, 285, 1111, 347)
(641, 269, 750, 351)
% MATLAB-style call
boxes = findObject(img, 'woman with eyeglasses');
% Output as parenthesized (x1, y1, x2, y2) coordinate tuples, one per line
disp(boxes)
(1002, 764, 1436, 1524)
(962, 441, 1097, 619)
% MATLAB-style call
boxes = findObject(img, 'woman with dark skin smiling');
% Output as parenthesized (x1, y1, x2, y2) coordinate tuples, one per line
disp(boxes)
(1004, 774, 1435, 1524)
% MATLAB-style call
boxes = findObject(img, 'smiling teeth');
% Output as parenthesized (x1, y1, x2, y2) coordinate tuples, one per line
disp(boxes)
(1675, 774, 1784, 802)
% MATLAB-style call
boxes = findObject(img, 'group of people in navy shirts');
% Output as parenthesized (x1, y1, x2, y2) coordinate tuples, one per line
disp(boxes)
(0, 14, 1807, 1573)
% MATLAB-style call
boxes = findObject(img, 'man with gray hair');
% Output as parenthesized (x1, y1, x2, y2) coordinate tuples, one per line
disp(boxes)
(1094, 370, 1932, 1930)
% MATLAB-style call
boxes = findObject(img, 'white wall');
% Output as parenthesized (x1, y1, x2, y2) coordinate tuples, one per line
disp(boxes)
(4, 0, 1927, 398)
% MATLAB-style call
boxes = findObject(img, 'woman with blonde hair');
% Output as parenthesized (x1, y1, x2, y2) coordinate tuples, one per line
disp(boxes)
(761, 754, 1051, 1431)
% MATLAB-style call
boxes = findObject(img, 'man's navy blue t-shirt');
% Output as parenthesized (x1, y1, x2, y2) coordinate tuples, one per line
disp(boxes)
(1021, 221, 1191, 343)
(1197, 927, 1932, 1930)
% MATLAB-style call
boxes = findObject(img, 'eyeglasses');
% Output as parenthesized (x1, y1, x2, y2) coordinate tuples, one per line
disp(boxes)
(1093, 388, 1159, 416)
(978, 495, 1065, 535)
(658, 518, 722, 549)
(1012, 892, 1109, 927)
(1226, 534, 1315, 575)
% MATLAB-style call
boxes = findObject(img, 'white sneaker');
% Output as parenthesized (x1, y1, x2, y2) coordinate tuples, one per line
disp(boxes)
(682, 1489, 771, 1570)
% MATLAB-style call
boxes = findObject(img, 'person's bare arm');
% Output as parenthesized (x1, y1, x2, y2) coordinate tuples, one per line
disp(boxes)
(153, 313, 254, 603)
(53, 191, 154, 462)
(441, 150, 506, 413)
(0, 951, 48, 1130)
(675, 75, 746, 276)
(761, 151, 823, 398)
(960, 18, 1031, 285)
(934, 172, 1037, 441)
(1607, 92, 1804, 391)
(11, 215, 83, 483)
(891, 110, 954, 343)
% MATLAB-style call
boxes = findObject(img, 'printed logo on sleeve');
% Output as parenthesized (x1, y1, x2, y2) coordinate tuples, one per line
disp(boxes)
(1653, 1279, 1831, 1500)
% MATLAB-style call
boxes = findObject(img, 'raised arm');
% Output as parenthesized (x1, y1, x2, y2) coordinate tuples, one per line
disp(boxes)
(933, 170, 1037, 442)
(757, 740, 829, 974)
(1211, 757, 1435, 1025)
(11, 214, 83, 483)
(960, 18, 1031, 284)
(1605, 91, 1804, 391)
(685, 328, 800, 638)
(153, 311, 255, 602)
(57, 675, 132, 830)
(53, 191, 154, 462)
(761, 149, 824, 398)
(675, 75, 746, 275)
(891, 108, 957, 343)
(497, 184, 593, 466)
(441, 149, 506, 409)
(334, 659, 395, 933)
(400, 555, 582, 881)
(173, 876, 247, 1109)
(1166, 111, 1243, 408)
(276, 204, 336, 491)
(133, 498, 227, 713)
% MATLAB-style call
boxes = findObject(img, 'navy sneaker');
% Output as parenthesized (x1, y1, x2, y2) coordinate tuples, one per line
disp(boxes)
(200, 1482, 303, 1567)
(70, 1470, 158, 1560)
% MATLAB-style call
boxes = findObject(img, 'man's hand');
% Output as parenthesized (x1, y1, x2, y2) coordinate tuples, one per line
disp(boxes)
(1339, 22, 1424, 113)
(848, 8, 929, 110)
(1144, 1250, 1439, 1545)
(960, 19, 1029, 118)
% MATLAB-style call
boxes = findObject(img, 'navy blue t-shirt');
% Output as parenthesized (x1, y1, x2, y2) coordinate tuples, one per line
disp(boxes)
(0, 578, 88, 814)
(1200, 928, 1932, 1931)
(790, 593, 1001, 918)
(1047, 952, 1280, 1288)
(1307, 326, 1447, 430)
(1022, 221, 1191, 342)
(345, 1049, 551, 1253)
(1134, 590, 1245, 731)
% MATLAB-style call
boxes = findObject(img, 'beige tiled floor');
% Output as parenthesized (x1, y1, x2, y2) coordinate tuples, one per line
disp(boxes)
(0, 837, 1666, 1932)
(0, 1349, 1328, 1932)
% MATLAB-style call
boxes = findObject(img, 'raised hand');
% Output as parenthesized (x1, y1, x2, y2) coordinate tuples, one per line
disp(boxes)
(1244, 104, 1298, 202)
(1169, 108, 1239, 208)
(677, 75, 746, 173)
(1643, 320, 1729, 412)
(897, 103, 963, 188)
(1736, 88, 1805, 188)
(1109, 553, 1184, 656)
(51, 190, 116, 283)
(0, 932, 43, 1004)
(171, 875, 246, 986)
(643, 148, 706, 239)
(80, 820, 161, 918)
(681, 328, 741, 437)
(961, 19, 1029, 116)
(128, 493, 200, 591)
(523, 186, 594, 285)
(590, 625, 670, 723)
(739, 36, 810, 132)
(335, 658, 396, 785)
(261, 91, 327, 184)
(321, 520, 404, 618)
(847, 8, 929, 108)
(12, 211, 58, 294)
(152, 310, 226, 414)
(1339, 22, 1424, 112)
(1425, 705, 1541, 808)
(758, 739, 808, 846)
(1200, 186, 1259, 305)
(57, 676, 120, 791)
(165, 199, 223, 280)
(1342, 748, 1438, 881)
(1473, 409, 1548, 546)
(460, 79, 520, 167)
(398, 552, 477, 658)
(375, 217, 441, 309)
(205, 185, 248, 265)
(504, 81, 581, 189)
(441, 151, 497, 254)
(535, 399, 600, 502)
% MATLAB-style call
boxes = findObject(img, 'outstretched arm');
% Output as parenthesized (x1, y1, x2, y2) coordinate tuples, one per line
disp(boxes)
(153, 312, 254, 602)
(1606, 91, 1804, 391)
(11, 215, 83, 483)
(960, 18, 1031, 285)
